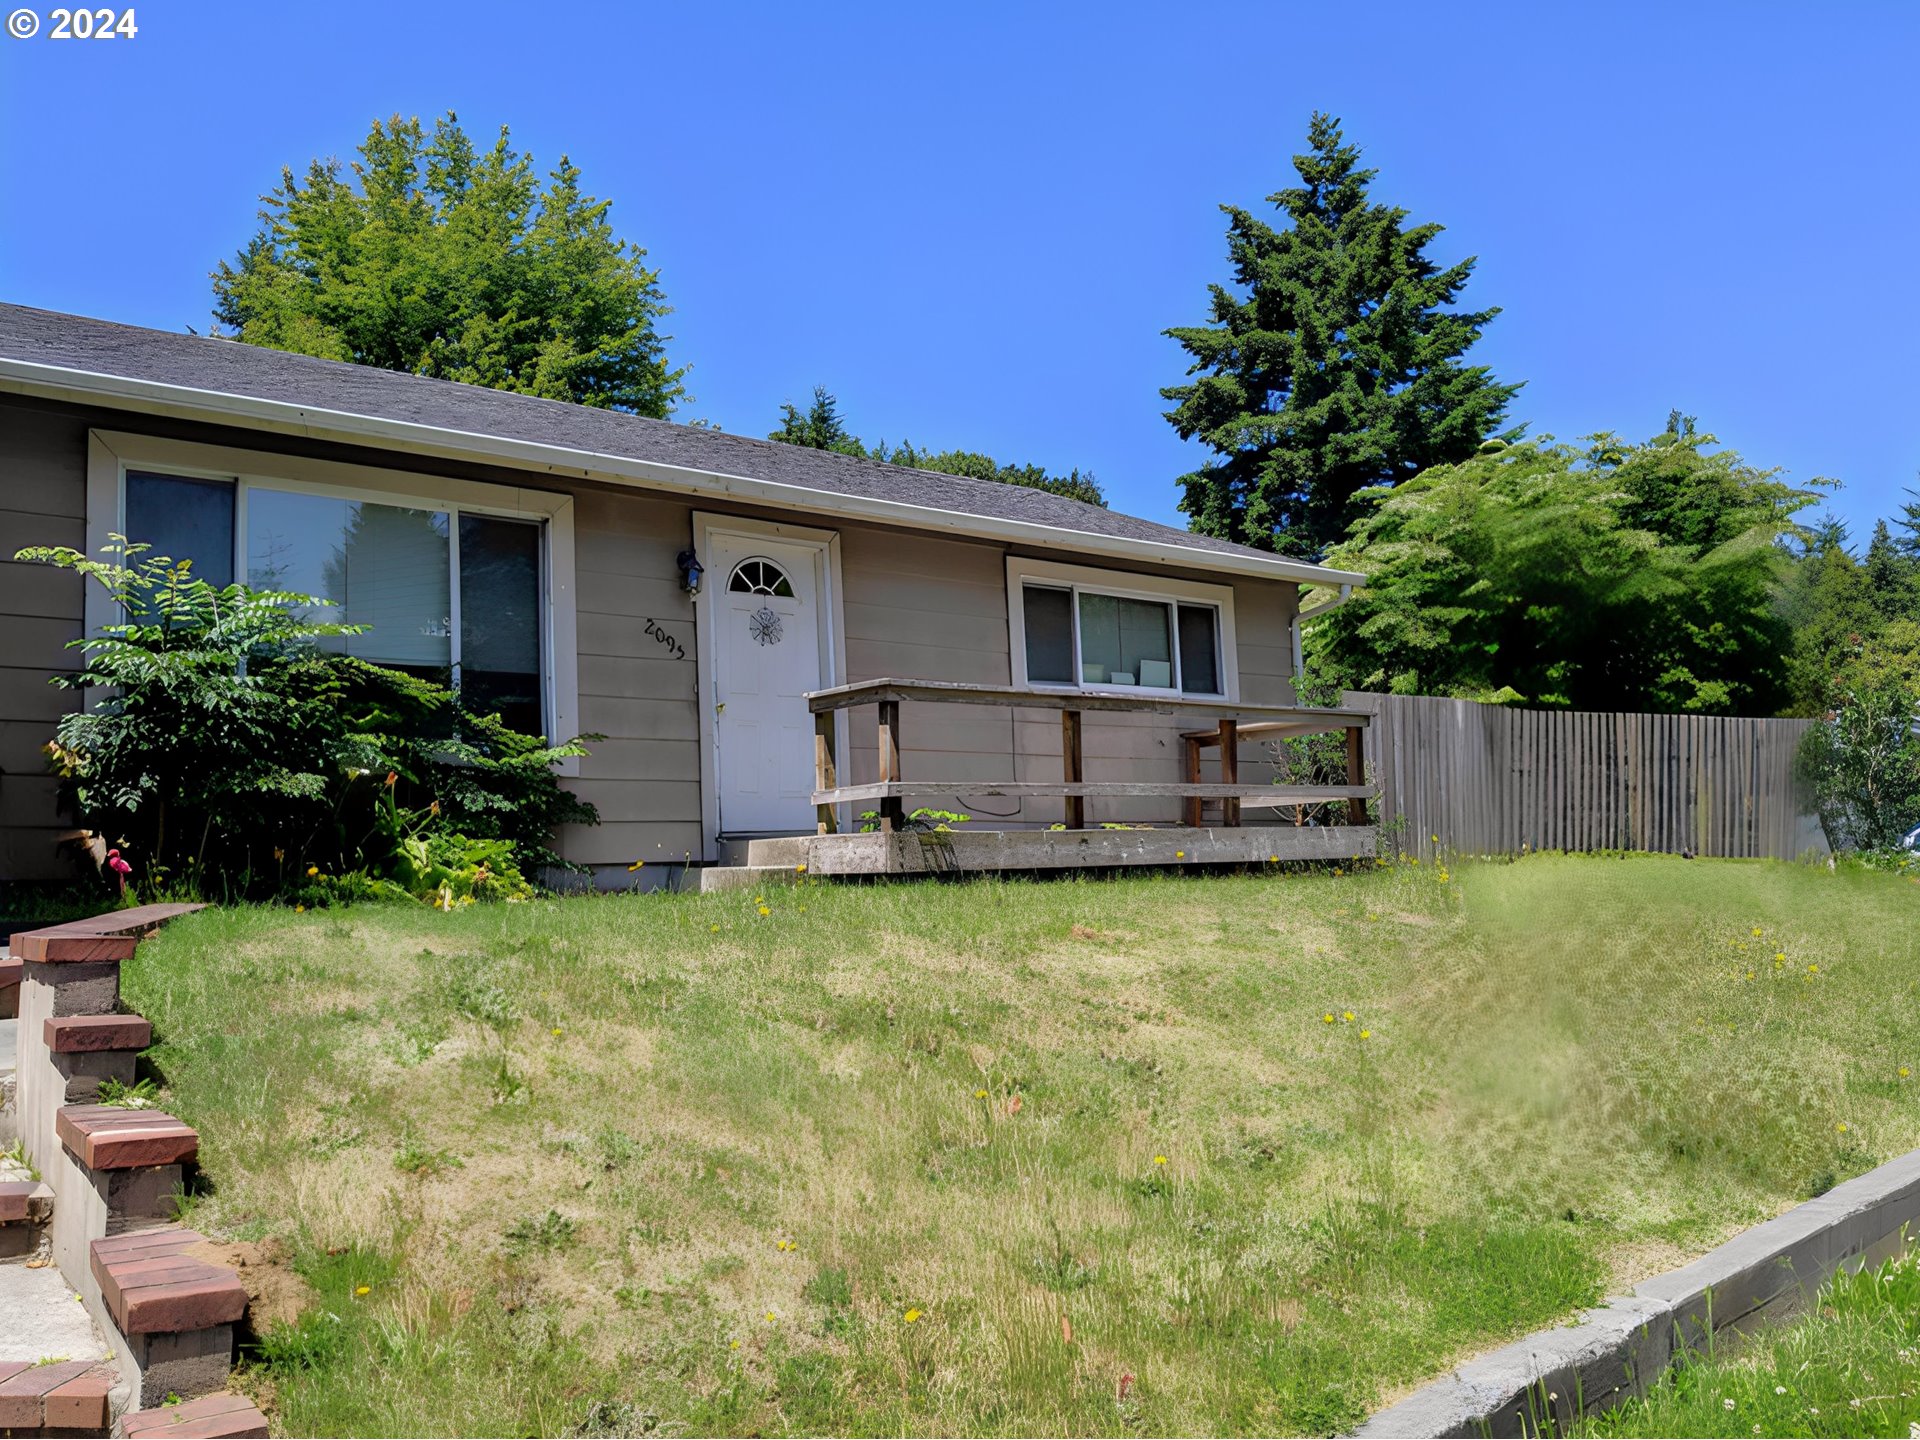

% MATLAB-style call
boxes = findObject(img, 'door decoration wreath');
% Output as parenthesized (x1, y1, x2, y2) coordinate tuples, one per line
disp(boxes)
(750, 606, 783, 646)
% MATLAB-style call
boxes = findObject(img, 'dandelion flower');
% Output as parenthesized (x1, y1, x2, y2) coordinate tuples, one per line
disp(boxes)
(551, 1027, 562, 1037)
(627, 860, 645, 871)
(1270, 855, 1278, 863)
(1175, 850, 1185, 859)
(710, 923, 721, 933)
(765, 1310, 777, 1323)
(1900, 1067, 1911, 1079)
(796, 863, 807, 873)
(1332, 867, 1343, 877)
(1775, 952, 1785, 962)
(1837, 1121, 1850, 1133)
(1342, 1011, 1355, 1023)
(975, 1089, 988, 1099)
(1752, 927, 1763, 936)
(307, 865, 320, 877)
(904, 1308, 922, 1323)
(1359, 1029, 1372, 1040)
(1323, 1013, 1336, 1024)
(294, 904, 305, 913)
(730, 1339, 741, 1350)
(758, 905, 771, 917)
(355, 1285, 371, 1296)
(1153, 1155, 1168, 1166)
(1746, 970, 1755, 980)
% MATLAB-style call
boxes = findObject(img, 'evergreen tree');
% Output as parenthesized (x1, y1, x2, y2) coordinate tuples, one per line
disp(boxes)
(769, 387, 868, 456)
(1864, 519, 1917, 619)
(1163, 113, 1519, 557)
(767, 389, 1106, 506)
(213, 114, 685, 416)
(1892, 486, 1920, 559)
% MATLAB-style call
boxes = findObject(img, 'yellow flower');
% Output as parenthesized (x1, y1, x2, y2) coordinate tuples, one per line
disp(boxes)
(710, 923, 721, 932)
(1270, 855, 1278, 863)
(1752, 927, 1763, 937)
(1153, 1155, 1168, 1166)
(1836, 1121, 1849, 1133)
(1807, 963, 1819, 974)
(758, 905, 771, 917)
(974, 1089, 988, 1098)
(627, 860, 645, 871)
(1332, 867, 1343, 877)
(306, 865, 320, 877)
(1359, 1029, 1372, 1040)
(764, 1310, 777, 1323)
(1341, 1011, 1354, 1023)
(1774, 952, 1786, 962)
(1430, 835, 1438, 843)
(903, 1308, 922, 1323)
(1899, 1067, 1911, 1079)
(294, 904, 306, 913)
(1745, 971, 1755, 981)
(1323, 1013, 1335, 1024)
(551, 1027, 562, 1037)
(730, 1339, 741, 1350)
(355, 1284, 371, 1296)
(1175, 850, 1186, 859)
(795, 863, 807, 873)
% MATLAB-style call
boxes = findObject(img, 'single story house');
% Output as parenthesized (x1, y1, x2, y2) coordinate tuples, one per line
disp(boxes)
(0, 303, 1369, 884)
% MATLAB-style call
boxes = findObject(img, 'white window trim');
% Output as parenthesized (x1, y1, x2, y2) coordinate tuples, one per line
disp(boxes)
(690, 510, 848, 857)
(1004, 556, 1239, 702)
(85, 430, 581, 775)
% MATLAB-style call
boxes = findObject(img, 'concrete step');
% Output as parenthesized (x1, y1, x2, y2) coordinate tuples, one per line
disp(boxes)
(697, 864, 808, 894)
(0, 1177, 54, 1264)
(742, 836, 812, 867)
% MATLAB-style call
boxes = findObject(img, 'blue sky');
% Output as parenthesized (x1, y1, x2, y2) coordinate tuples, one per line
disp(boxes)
(3, 1, 1914, 543)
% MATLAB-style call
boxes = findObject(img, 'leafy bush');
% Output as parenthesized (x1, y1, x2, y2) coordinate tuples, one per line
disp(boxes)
(1798, 660, 1920, 852)
(17, 539, 597, 901)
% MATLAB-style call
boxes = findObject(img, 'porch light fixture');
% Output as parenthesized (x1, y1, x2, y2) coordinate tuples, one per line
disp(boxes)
(676, 548, 704, 596)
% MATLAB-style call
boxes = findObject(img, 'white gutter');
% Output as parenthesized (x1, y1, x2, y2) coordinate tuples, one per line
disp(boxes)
(0, 358, 1369, 590)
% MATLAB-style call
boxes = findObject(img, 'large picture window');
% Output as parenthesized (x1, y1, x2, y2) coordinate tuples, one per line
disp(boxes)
(1008, 559, 1234, 698)
(122, 467, 551, 737)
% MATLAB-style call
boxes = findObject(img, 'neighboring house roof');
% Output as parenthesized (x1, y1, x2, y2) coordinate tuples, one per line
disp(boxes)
(0, 303, 1364, 587)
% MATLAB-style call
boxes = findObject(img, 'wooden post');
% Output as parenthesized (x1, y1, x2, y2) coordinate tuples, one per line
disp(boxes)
(877, 700, 904, 834)
(1345, 724, 1368, 825)
(814, 711, 838, 835)
(1061, 709, 1085, 830)
(1182, 736, 1203, 828)
(1218, 719, 1241, 827)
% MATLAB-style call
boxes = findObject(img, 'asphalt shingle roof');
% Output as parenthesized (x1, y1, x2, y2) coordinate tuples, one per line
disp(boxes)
(0, 302, 1320, 574)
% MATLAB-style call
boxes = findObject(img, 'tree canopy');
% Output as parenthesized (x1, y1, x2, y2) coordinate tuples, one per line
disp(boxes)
(1303, 418, 1824, 714)
(1163, 113, 1518, 558)
(769, 386, 1105, 506)
(213, 113, 686, 416)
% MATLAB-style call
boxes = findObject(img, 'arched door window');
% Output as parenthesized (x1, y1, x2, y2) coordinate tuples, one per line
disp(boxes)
(728, 557, 795, 597)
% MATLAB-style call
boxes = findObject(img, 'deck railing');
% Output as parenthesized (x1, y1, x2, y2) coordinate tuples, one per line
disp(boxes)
(805, 678, 1371, 834)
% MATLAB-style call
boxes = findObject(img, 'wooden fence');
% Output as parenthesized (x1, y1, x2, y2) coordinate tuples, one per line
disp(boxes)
(1344, 692, 1826, 860)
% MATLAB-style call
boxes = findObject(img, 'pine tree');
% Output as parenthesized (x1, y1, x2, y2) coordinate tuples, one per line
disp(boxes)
(1865, 518, 1918, 620)
(768, 387, 868, 456)
(1163, 113, 1520, 557)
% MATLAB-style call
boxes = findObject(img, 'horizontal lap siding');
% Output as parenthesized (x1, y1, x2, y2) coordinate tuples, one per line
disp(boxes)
(563, 488, 701, 864)
(836, 528, 1302, 829)
(0, 405, 88, 877)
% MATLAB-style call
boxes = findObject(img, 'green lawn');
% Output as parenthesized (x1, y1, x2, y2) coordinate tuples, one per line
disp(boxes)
(115, 854, 1920, 1437)
(1578, 1248, 1920, 1439)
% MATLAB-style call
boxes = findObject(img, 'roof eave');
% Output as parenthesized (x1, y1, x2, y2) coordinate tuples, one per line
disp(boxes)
(0, 357, 1369, 589)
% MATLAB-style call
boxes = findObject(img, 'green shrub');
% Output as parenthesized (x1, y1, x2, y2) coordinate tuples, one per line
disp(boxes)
(16, 539, 598, 902)
(1798, 662, 1920, 852)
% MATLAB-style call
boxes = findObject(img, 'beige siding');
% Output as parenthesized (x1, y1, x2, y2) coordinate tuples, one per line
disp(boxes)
(0, 404, 87, 877)
(0, 398, 1308, 873)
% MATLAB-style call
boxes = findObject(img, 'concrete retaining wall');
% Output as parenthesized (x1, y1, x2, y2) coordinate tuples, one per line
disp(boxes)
(1355, 1145, 1920, 1438)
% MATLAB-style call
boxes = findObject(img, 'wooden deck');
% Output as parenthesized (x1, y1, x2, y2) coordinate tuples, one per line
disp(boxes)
(807, 678, 1373, 836)
(800, 823, 1376, 876)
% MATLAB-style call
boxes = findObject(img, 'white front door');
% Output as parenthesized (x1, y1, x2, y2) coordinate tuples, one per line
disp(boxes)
(710, 535, 825, 834)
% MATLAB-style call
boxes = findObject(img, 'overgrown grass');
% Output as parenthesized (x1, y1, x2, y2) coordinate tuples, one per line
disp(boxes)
(117, 854, 1920, 1436)
(1578, 1248, 1920, 1438)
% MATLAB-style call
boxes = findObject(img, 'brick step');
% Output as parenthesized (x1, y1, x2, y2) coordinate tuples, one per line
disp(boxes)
(58, 1106, 197, 1170)
(0, 1178, 54, 1263)
(91, 1229, 247, 1338)
(0, 1360, 115, 1433)
(116, 1393, 267, 1439)
(46, 1015, 153, 1054)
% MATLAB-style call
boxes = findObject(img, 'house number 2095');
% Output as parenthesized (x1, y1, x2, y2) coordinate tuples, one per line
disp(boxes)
(643, 619, 687, 661)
